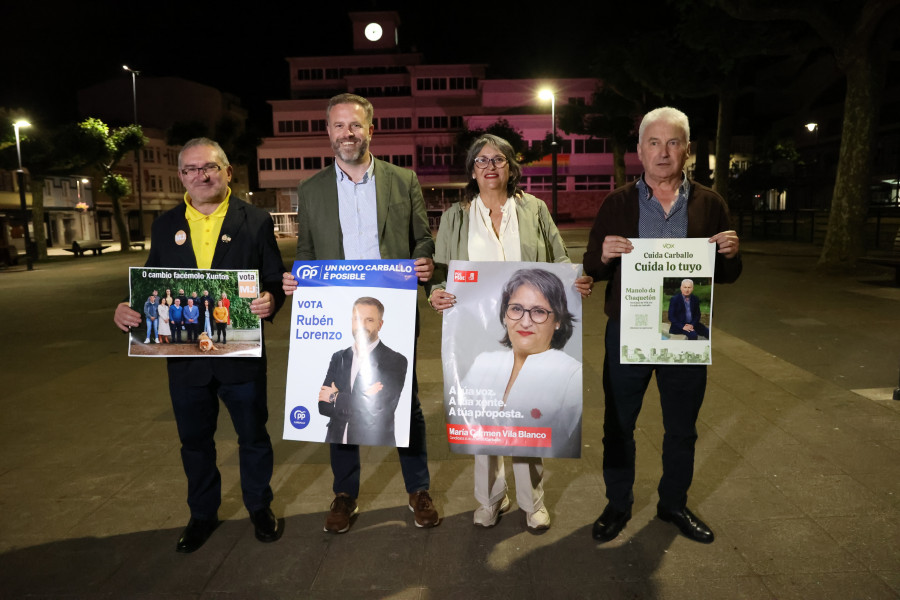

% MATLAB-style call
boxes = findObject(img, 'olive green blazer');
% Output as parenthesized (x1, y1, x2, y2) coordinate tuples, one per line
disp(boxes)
(294, 158, 434, 261)
(430, 193, 571, 292)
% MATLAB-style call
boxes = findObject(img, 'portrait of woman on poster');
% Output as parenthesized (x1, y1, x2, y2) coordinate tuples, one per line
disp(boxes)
(458, 268, 583, 459)
(202, 298, 213, 337)
(428, 133, 590, 532)
(158, 296, 171, 343)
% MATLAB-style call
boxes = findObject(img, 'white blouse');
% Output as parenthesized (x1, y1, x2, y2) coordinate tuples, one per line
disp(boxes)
(467, 195, 522, 262)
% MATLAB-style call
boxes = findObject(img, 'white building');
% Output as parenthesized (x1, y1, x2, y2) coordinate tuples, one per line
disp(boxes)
(257, 11, 642, 222)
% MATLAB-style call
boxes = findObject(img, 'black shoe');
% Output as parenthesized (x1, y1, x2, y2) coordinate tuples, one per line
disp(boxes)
(657, 506, 714, 544)
(592, 504, 631, 542)
(251, 507, 281, 543)
(175, 518, 220, 553)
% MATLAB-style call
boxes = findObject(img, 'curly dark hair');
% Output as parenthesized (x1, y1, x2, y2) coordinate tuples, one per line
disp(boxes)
(464, 134, 523, 201)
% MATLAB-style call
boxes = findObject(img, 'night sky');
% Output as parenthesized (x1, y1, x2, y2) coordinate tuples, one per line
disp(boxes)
(2, 1, 604, 131)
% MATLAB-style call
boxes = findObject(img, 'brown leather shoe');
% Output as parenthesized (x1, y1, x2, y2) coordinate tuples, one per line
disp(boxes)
(324, 493, 358, 533)
(409, 490, 440, 528)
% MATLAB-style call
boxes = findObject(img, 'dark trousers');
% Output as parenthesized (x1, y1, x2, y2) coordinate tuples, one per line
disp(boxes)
(172, 321, 182, 343)
(330, 370, 429, 498)
(186, 322, 198, 342)
(216, 322, 227, 342)
(602, 320, 707, 512)
(169, 375, 274, 520)
(670, 322, 709, 340)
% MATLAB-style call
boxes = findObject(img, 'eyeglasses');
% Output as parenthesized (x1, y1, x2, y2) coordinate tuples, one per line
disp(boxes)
(474, 156, 508, 169)
(181, 164, 221, 178)
(506, 304, 552, 324)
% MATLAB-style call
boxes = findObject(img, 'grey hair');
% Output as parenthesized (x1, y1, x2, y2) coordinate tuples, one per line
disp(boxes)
(638, 107, 690, 144)
(178, 138, 230, 168)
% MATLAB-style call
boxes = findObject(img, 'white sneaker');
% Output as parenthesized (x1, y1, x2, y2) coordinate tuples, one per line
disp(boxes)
(144, 338, 150, 344)
(473, 495, 510, 528)
(154, 338, 160, 343)
(526, 506, 551, 531)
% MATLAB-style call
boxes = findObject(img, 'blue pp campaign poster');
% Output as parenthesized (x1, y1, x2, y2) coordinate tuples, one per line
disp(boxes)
(283, 260, 419, 447)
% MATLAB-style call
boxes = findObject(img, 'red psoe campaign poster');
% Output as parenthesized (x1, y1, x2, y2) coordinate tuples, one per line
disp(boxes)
(442, 260, 583, 458)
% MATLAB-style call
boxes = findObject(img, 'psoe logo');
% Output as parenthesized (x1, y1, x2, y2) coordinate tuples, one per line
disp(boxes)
(290, 406, 310, 429)
(296, 265, 320, 279)
(453, 270, 478, 283)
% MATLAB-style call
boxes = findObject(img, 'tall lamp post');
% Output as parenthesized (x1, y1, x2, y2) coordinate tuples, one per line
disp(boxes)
(539, 89, 558, 221)
(123, 65, 144, 241)
(13, 120, 33, 271)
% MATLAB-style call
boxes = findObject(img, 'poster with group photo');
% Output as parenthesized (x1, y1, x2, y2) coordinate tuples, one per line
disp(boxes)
(442, 260, 583, 458)
(283, 260, 418, 448)
(128, 267, 261, 357)
(619, 238, 717, 365)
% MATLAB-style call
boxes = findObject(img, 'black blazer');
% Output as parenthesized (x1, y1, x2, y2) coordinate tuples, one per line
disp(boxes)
(144, 197, 286, 385)
(318, 341, 408, 446)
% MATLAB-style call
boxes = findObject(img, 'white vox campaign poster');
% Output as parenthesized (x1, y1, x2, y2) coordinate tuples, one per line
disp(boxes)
(283, 260, 418, 448)
(619, 238, 717, 365)
(442, 260, 583, 458)
(128, 267, 261, 357)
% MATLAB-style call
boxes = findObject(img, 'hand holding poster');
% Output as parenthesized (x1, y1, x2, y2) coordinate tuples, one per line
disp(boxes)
(283, 260, 418, 448)
(442, 260, 583, 458)
(619, 238, 716, 365)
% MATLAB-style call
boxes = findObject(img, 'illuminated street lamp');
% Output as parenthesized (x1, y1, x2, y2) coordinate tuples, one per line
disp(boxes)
(538, 88, 558, 221)
(13, 120, 33, 271)
(123, 64, 144, 240)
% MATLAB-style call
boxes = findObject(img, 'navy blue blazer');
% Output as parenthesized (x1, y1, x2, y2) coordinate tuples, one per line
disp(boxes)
(668, 293, 702, 334)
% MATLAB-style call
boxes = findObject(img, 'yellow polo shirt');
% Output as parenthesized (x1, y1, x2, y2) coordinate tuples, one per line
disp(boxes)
(184, 188, 230, 269)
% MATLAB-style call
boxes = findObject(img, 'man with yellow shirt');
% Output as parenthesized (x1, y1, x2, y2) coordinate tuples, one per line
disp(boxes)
(113, 138, 286, 553)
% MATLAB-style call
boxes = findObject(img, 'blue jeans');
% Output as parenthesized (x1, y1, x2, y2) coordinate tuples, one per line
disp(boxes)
(145, 317, 158, 339)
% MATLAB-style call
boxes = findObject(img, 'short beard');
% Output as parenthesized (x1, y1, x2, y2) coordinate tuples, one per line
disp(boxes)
(333, 137, 370, 164)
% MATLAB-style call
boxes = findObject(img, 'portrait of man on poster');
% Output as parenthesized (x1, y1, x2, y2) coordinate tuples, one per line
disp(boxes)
(318, 296, 408, 447)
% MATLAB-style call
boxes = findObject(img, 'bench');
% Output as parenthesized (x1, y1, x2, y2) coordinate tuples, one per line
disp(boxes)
(64, 239, 110, 256)
(859, 228, 900, 285)
(130, 241, 146, 250)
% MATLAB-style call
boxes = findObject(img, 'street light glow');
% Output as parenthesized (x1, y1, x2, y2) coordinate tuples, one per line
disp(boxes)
(14, 119, 31, 129)
(538, 89, 554, 101)
(805, 122, 818, 132)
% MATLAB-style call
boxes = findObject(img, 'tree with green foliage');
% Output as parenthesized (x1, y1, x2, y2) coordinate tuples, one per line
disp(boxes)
(711, 0, 900, 269)
(77, 118, 146, 252)
(455, 119, 545, 167)
(1, 117, 103, 259)
(558, 87, 639, 188)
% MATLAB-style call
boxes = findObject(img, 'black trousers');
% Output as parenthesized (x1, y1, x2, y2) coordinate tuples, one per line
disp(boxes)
(169, 375, 274, 519)
(602, 320, 707, 512)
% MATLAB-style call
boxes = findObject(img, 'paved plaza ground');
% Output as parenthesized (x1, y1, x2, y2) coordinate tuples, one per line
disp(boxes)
(1, 231, 898, 599)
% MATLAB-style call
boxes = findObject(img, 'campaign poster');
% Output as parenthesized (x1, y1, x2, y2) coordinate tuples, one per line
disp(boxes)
(442, 260, 583, 458)
(619, 238, 717, 365)
(128, 267, 261, 357)
(283, 260, 418, 448)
